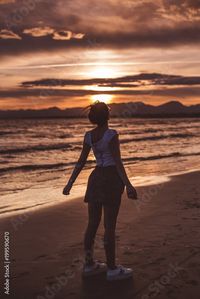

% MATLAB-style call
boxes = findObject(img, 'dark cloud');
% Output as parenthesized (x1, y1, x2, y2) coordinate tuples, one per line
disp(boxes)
(0, 72, 196, 102)
(0, 34, 87, 56)
(21, 73, 200, 87)
(1, 85, 200, 100)
(1, 22, 200, 56)
(0, 0, 82, 30)
(163, 0, 200, 10)
(0, 88, 95, 98)
(0, 0, 200, 56)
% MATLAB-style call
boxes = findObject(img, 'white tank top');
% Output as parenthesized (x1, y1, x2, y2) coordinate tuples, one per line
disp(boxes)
(84, 129, 117, 167)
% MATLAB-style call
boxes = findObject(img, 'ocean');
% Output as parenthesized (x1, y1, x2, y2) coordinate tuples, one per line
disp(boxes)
(0, 118, 200, 216)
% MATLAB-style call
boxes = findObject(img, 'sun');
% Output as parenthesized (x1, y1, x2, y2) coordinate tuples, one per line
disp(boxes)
(88, 66, 116, 78)
(91, 94, 113, 104)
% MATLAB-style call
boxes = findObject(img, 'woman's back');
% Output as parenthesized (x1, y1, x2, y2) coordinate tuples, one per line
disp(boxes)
(84, 128, 117, 167)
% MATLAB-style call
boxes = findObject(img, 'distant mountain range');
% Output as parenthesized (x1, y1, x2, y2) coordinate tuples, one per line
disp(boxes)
(0, 101, 200, 119)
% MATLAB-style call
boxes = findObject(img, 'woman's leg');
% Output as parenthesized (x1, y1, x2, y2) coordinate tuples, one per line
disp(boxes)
(103, 200, 121, 269)
(84, 202, 102, 266)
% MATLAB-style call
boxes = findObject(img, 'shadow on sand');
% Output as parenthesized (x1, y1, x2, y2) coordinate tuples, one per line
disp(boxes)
(81, 273, 135, 299)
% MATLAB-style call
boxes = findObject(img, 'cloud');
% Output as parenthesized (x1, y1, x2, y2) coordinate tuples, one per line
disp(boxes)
(23, 26, 85, 40)
(0, 29, 21, 39)
(52, 30, 72, 40)
(1, 21, 200, 57)
(52, 30, 85, 40)
(23, 27, 54, 37)
(114, 1, 161, 22)
(21, 73, 200, 88)
(0, 0, 200, 53)
(163, 0, 200, 10)
(1, 85, 200, 100)
(162, 0, 200, 21)
(2, 72, 200, 109)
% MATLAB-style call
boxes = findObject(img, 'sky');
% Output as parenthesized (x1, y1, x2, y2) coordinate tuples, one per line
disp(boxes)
(0, 0, 200, 110)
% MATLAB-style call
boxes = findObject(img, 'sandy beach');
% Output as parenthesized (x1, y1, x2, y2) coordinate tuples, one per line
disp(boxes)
(0, 170, 200, 299)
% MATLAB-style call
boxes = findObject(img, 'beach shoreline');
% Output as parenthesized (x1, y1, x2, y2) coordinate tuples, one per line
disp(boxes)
(0, 170, 200, 299)
(1, 167, 200, 219)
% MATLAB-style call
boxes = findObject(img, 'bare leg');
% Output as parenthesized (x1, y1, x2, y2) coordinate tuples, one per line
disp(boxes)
(84, 202, 102, 266)
(103, 200, 121, 269)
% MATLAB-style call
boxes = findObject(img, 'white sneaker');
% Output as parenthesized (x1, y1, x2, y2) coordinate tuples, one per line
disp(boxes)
(107, 265, 133, 281)
(82, 261, 107, 277)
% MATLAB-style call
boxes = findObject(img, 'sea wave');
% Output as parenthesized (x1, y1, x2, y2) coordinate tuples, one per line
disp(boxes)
(120, 133, 195, 143)
(123, 151, 200, 163)
(1, 133, 195, 155)
(0, 143, 73, 154)
(0, 131, 16, 136)
(0, 162, 67, 173)
(1, 151, 200, 174)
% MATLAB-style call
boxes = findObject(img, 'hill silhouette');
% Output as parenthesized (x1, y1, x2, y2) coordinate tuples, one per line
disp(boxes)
(0, 101, 200, 119)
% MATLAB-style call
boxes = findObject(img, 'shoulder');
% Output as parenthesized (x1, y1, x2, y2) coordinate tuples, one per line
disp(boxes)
(84, 130, 92, 136)
(108, 129, 118, 137)
(106, 129, 119, 142)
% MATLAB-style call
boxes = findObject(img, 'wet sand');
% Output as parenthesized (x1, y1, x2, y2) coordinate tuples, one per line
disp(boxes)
(0, 171, 200, 299)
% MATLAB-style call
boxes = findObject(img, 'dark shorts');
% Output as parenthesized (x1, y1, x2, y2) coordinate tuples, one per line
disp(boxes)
(84, 166, 125, 206)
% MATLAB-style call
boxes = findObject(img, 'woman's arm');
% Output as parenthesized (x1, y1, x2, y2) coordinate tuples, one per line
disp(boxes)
(109, 134, 137, 199)
(63, 142, 91, 195)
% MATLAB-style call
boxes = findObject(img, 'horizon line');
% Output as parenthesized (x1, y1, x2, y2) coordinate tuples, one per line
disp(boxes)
(0, 100, 198, 112)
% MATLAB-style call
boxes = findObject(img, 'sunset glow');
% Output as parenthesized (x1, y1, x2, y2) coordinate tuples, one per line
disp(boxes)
(88, 67, 117, 79)
(1, 1, 200, 110)
(91, 94, 113, 104)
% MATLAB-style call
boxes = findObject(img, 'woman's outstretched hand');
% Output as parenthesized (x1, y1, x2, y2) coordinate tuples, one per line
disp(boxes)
(63, 181, 73, 195)
(126, 183, 138, 200)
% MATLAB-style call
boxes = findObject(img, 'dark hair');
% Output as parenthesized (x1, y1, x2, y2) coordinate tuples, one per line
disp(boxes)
(88, 101, 110, 126)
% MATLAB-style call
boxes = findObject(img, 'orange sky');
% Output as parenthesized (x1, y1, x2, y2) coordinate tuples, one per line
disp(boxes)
(0, 0, 200, 110)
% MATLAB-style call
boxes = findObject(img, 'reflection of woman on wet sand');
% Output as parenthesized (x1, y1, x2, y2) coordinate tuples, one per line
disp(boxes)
(63, 101, 137, 281)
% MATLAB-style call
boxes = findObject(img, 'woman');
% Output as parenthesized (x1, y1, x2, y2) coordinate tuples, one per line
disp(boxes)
(63, 101, 137, 281)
